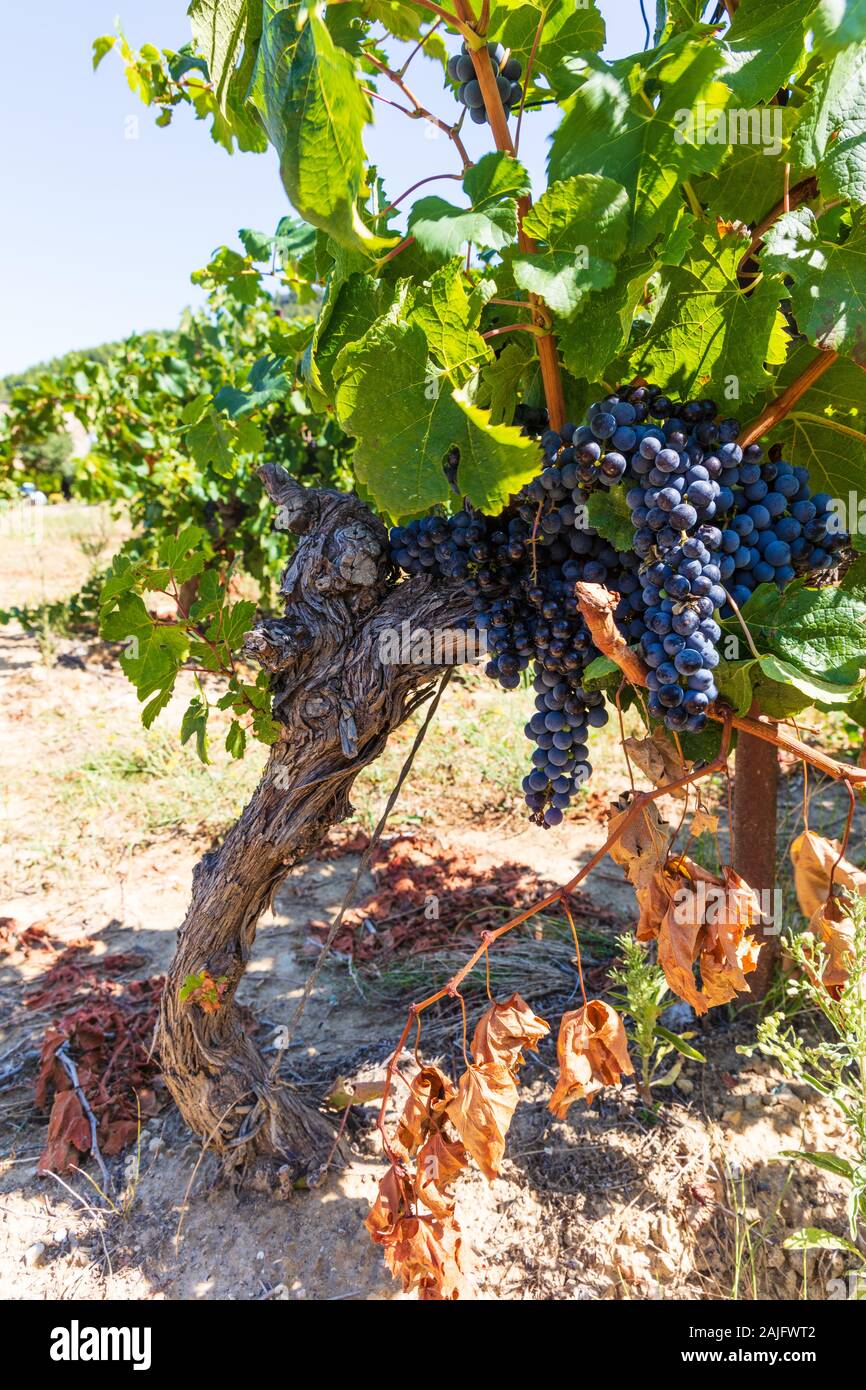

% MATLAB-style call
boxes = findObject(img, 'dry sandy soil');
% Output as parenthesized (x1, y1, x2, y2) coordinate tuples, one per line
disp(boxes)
(0, 506, 862, 1302)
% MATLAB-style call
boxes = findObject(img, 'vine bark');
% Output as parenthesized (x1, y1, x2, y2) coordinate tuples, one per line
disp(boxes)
(157, 466, 473, 1190)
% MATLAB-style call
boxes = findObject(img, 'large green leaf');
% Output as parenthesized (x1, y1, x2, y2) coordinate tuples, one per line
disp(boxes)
(810, 0, 866, 56)
(586, 486, 634, 552)
(763, 207, 866, 365)
(408, 153, 531, 259)
(792, 43, 866, 204)
(548, 39, 732, 251)
(334, 318, 540, 519)
(720, 0, 815, 105)
(631, 225, 788, 401)
(513, 175, 629, 318)
(735, 560, 866, 676)
(251, 9, 388, 253)
(761, 342, 866, 495)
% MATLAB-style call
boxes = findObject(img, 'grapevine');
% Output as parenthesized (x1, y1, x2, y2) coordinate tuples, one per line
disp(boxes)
(69, 0, 866, 1308)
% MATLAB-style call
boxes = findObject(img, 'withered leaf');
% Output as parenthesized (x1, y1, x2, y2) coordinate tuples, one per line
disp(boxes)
(658, 896, 706, 1014)
(393, 1064, 456, 1158)
(623, 728, 688, 798)
(365, 1164, 415, 1243)
(471, 993, 550, 1073)
(415, 1131, 468, 1218)
(791, 831, 866, 919)
(549, 1001, 634, 1117)
(691, 808, 719, 839)
(607, 799, 673, 889)
(808, 897, 856, 994)
(382, 1214, 473, 1300)
(446, 1062, 518, 1181)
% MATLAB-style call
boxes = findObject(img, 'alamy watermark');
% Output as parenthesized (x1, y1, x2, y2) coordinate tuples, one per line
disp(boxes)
(674, 103, 783, 157)
(378, 620, 487, 667)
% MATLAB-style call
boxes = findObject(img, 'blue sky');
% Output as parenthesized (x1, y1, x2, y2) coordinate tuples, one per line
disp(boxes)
(2, 1, 638, 376)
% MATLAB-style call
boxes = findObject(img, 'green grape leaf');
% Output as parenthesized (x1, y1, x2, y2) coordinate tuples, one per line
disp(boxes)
(715, 658, 758, 716)
(408, 261, 492, 379)
(586, 486, 634, 552)
(810, 0, 866, 57)
(792, 43, 866, 204)
(92, 35, 116, 70)
(556, 249, 657, 382)
(513, 175, 629, 318)
(735, 560, 866, 676)
(759, 342, 866, 496)
(192, 247, 263, 304)
(631, 224, 788, 401)
(408, 153, 531, 258)
(251, 9, 389, 254)
(474, 340, 533, 426)
(762, 207, 866, 365)
(225, 719, 248, 759)
(720, 0, 815, 105)
(215, 598, 258, 649)
(101, 592, 189, 702)
(549, 39, 732, 251)
(214, 354, 293, 417)
(185, 407, 235, 475)
(189, 0, 257, 113)
(757, 653, 864, 703)
(335, 317, 540, 518)
(180, 695, 210, 764)
(303, 271, 391, 407)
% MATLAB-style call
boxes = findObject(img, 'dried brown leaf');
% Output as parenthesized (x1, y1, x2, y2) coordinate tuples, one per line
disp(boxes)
(607, 799, 673, 889)
(791, 831, 866, 918)
(446, 1062, 518, 1181)
(548, 1001, 634, 1117)
(809, 898, 857, 994)
(382, 1214, 473, 1300)
(623, 728, 688, 798)
(393, 1064, 456, 1158)
(471, 992, 550, 1073)
(415, 1131, 468, 1218)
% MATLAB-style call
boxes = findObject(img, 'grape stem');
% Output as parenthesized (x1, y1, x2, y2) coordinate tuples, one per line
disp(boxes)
(573, 580, 866, 786)
(361, 54, 472, 169)
(455, 0, 567, 431)
(481, 322, 548, 340)
(740, 349, 839, 446)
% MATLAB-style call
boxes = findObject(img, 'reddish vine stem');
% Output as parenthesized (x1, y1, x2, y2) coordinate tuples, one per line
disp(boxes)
(481, 323, 547, 341)
(362, 54, 472, 168)
(376, 722, 734, 1159)
(455, 1, 567, 432)
(829, 779, 857, 895)
(740, 350, 839, 446)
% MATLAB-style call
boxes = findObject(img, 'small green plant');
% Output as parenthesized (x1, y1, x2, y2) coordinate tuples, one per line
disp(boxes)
(610, 934, 706, 1105)
(746, 891, 866, 1279)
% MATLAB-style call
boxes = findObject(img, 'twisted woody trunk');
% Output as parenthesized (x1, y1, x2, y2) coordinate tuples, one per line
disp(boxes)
(157, 465, 473, 1186)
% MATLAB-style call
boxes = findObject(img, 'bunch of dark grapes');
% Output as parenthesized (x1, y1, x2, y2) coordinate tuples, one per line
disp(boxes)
(446, 43, 523, 126)
(388, 385, 848, 825)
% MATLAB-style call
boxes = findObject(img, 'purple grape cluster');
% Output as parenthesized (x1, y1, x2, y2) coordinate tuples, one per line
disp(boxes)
(447, 43, 522, 126)
(388, 384, 848, 821)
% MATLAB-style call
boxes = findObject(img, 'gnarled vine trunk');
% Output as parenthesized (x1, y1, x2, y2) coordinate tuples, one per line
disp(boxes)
(157, 465, 472, 1191)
